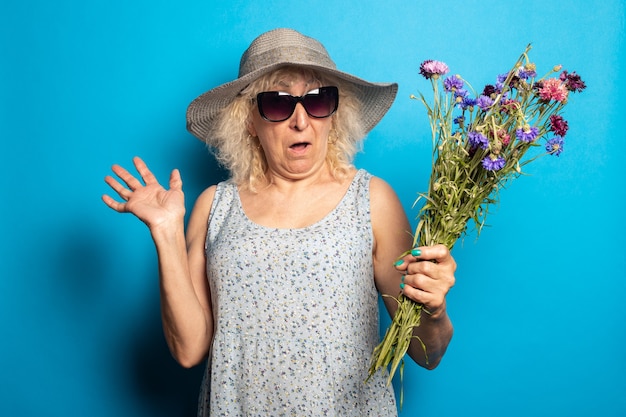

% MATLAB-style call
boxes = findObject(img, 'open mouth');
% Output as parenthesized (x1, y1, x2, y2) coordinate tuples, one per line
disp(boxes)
(289, 142, 310, 151)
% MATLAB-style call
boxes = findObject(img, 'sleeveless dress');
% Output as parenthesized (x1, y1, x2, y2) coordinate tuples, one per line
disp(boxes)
(197, 169, 397, 416)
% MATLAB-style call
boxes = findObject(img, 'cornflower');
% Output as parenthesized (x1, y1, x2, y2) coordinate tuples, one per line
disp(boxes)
(482, 154, 506, 171)
(501, 98, 520, 114)
(546, 136, 565, 156)
(460, 96, 477, 110)
(468, 131, 489, 149)
(419, 60, 449, 79)
(517, 63, 537, 79)
(549, 114, 569, 137)
(516, 125, 540, 142)
(497, 129, 511, 146)
(495, 73, 508, 91)
(454, 89, 469, 106)
(560, 70, 587, 92)
(483, 84, 497, 97)
(443, 75, 464, 92)
(539, 78, 569, 102)
(476, 95, 494, 110)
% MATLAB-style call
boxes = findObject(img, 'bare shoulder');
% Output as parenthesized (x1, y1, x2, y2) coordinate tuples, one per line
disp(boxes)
(369, 175, 404, 215)
(186, 185, 218, 243)
(368, 175, 412, 250)
(194, 185, 218, 210)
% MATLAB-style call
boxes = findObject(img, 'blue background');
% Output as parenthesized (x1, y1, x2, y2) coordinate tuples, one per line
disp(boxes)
(2, 1, 625, 416)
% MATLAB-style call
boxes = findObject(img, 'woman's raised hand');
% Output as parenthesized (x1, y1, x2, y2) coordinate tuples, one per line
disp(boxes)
(102, 157, 185, 230)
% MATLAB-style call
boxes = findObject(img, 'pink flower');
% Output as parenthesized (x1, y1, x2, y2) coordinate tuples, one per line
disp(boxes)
(538, 78, 569, 102)
(419, 60, 449, 79)
(500, 98, 521, 114)
(497, 129, 511, 146)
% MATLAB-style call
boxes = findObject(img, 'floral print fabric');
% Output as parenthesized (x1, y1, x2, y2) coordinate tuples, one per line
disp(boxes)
(197, 170, 397, 416)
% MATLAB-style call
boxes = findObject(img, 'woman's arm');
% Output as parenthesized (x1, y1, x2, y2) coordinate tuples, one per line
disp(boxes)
(370, 176, 455, 369)
(103, 157, 215, 367)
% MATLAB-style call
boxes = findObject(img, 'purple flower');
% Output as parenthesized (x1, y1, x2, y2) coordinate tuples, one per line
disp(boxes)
(482, 155, 506, 171)
(559, 70, 586, 92)
(516, 63, 537, 80)
(495, 73, 508, 91)
(546, 136, 565, 156)
(516, 125, 540, 142)
(517, 68, 536, 80)
(476, 95, 494, 110)
(549, 114, 569, 137)
(419, 60, 449, 79)
(482, 85, 497, 97)
(444, 75, 464, 92)
(453, 88, 469, 107)
(468, 131, 489, 149)
(461, 96, 477, 110)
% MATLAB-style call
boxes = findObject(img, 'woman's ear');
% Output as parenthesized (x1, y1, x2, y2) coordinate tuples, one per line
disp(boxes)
(246, 119, 257, 138)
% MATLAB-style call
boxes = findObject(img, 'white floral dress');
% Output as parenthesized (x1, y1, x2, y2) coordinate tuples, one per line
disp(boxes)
(197, 170, 397, 416)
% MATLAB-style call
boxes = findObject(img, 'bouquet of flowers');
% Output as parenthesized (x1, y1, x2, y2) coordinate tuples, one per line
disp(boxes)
(368, 45, 586, 388)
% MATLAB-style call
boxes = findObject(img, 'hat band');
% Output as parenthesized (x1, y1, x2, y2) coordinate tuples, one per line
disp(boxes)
(239, 45, 337, 77)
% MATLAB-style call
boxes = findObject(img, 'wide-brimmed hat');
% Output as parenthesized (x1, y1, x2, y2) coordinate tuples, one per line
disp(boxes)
(186, 28, 397, 142)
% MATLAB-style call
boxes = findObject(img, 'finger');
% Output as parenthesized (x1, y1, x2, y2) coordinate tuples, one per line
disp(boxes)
(401, 275, 447, 313)
(401, 279, 433, 305)
(101, 194, 126, 212)
(403, 272, 432, 294)
(406, 258, 436, 278)
(169, 168, 182, 190)
(104, 175, 132, 200)
(111, 164, 144, 191)
(412, 244, 455, 266)
(133, 156, 159, 185)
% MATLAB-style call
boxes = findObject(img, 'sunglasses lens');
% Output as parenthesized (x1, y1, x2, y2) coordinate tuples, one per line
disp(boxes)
(257, 93, 295, 122)
(303, 87, 338, 118)
(257, 86, 339, 122)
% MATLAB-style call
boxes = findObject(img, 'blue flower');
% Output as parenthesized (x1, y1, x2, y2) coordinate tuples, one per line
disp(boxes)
(460, 96, 477, 110)
(546, 136, 565, 156)
(453, 89, 469, 108)
(516, 126, 540, 142)
(454, 88, 468, 99)
(468, 131, 489, 149)
(495, 73, 508, 91)
(443, 75, 464, 92)
(482, 155, 506, 171)
(476, 95, 494, 110)
(517, 64, 537, 80)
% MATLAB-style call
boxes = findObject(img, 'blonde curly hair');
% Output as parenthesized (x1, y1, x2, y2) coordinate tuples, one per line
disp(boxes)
(205, 66, 366, 191)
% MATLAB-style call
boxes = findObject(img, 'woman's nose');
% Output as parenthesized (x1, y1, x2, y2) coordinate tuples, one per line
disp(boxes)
(290, 102, 310, 130)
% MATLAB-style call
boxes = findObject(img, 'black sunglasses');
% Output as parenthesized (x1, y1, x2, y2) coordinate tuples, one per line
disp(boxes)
(256, 86, 339, 122)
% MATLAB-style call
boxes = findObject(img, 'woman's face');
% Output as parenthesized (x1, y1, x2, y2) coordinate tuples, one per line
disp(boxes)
(247, 73, 333, 182)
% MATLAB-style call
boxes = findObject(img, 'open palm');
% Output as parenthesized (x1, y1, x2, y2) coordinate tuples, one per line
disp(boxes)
(103, 157, 185, 229)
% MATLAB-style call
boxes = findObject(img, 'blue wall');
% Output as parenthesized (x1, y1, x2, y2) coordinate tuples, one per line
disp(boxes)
(2, 1, 624, 416)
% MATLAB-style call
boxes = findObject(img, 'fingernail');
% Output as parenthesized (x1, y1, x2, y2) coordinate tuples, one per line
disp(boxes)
(400, 282, 405, 290)
(411, 248, 422, 257)
(394, 260, 404, 267)
(401, 275, 405, 282)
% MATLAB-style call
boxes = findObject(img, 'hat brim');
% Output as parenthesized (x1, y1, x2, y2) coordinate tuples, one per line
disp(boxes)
(186, 62, 397, 142)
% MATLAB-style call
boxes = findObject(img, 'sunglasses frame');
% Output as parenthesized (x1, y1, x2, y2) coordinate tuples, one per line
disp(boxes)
(256, 86, 339, 122)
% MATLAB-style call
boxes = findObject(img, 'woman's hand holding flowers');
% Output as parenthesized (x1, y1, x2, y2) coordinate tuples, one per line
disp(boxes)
(395, 245, 456, 318)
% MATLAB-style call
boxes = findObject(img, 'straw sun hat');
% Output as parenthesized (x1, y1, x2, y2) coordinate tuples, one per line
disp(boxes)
(186, 28, 398, 142)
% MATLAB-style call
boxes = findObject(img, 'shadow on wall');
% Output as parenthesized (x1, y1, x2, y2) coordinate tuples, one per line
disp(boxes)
(125, 144, 227, 417)
(128, 300, 206, 417)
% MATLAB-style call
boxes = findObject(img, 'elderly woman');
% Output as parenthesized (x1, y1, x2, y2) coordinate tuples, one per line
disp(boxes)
(103, 28, 455, 416)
